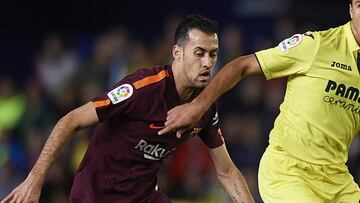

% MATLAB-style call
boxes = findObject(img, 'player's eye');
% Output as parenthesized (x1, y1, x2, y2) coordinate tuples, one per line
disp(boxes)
(195, 52, 204, 57)
(210, 52, 218, 58)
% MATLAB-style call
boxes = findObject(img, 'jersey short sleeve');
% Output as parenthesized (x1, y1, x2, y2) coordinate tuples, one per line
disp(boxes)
(91, 80, 136, 122)
(198, 104, 224, 149)
(255, 32, 320, 79)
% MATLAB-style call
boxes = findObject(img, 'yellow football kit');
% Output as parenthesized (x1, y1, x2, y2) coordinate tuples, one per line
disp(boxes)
(255, 22, 360, 202)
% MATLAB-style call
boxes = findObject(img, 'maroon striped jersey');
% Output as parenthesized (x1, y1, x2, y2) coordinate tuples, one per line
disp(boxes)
(69, 65, 224, 203)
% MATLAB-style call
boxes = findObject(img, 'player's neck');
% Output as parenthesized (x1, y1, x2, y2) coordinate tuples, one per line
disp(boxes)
(351, 21, 360, 46)
(177, 86, 195, 101)
(172, 64, 196, 101)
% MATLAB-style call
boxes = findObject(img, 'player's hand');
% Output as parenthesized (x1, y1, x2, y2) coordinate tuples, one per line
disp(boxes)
(1, 174, 42, 203)
(158, 101, 207, 138)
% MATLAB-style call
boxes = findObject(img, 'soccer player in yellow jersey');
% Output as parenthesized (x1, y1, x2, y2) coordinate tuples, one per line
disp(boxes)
(159, 1, 360, 202)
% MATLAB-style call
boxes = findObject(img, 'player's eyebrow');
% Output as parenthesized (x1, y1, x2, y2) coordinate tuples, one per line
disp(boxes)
(194, 47, 219, 53)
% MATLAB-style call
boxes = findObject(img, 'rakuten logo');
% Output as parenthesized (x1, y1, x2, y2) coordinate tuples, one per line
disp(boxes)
(134, 139, 174, 160)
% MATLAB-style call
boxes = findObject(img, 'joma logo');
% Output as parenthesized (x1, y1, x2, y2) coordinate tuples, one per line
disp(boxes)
(330, 61, 352, 71)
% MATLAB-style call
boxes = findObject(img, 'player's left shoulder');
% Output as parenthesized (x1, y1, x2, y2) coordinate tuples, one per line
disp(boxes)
(303, 31, 317, 41)
(107, 66, 168, 105)
(131, 65, 170, 90)
(107, 83, 135, 105)
(278, 31, 319, 53)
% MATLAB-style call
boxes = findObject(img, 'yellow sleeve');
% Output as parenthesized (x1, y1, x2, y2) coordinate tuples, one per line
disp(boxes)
(255, 32, 320, 80)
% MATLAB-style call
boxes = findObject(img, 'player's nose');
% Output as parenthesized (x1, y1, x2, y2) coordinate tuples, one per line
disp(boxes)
(202, 55, 212, 68)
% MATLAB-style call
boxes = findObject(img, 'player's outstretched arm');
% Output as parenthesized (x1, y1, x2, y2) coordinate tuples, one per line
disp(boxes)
(159, 54, 262, 137)
(1, 102, 99, 203)
(209, 144, 255, 203)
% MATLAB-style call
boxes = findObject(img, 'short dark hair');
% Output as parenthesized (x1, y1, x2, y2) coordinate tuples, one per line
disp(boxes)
(174, 14, 218, 46)
(349, 0, 353, 4)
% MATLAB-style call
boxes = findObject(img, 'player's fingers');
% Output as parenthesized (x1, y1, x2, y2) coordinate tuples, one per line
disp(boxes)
(13, 192, 25, 203)
(23, 192, 33, 203)
(176, 129, 185, 139)
(158, 124, 175, 135)
(8, 194, 18, 203)
(166, 109, 176, 120)
(166, 108, 182, 121)
(167, 105, 187, 118)
(164, 115, 172, 126)
(0, 196, 8, 203)
(164, 115, 175, 126)
(167, 106, 180, 115)
(166, 112, 185, 125)
(1, 190, 16, 203)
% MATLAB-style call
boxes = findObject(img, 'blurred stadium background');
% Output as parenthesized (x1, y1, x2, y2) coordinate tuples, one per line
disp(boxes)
(0, 0, 358, 202)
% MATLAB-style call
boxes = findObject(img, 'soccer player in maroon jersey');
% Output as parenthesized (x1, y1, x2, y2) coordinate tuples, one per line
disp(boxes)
(1, 14, 254, 203)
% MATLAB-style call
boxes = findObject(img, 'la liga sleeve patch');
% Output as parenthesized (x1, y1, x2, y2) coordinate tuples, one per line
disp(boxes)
(107, 84, 134, 104)
(278, 34, 303, 52)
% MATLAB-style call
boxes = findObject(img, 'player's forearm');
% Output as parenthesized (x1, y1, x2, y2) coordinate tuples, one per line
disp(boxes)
(29, 112, 79, 182)
(218, 169, 255, 203)
(193, 55, 255, 111)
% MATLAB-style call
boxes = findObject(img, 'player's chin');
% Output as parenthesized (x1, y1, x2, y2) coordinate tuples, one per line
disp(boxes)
(195, 80, 210, 88)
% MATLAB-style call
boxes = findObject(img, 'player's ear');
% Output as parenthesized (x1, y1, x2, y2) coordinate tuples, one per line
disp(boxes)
(172, 44, 183, 62)
(350, 3, 353, 19)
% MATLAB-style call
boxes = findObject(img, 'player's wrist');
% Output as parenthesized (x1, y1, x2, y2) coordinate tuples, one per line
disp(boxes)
(28, 167, 47, 184)
(191, 97, 211, 113)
